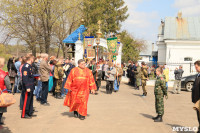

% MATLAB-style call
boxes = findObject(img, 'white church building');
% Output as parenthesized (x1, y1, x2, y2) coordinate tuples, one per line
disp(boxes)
(157, 12, 200, 79)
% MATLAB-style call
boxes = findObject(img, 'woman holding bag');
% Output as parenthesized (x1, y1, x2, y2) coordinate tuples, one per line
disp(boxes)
(0, 57, 12, 125)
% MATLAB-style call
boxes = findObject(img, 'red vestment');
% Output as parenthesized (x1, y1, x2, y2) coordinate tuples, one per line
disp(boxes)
(64, 67, 96, 116)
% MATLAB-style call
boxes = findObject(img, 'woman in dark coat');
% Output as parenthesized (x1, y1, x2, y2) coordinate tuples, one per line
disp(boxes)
(7, 57, 17, 93)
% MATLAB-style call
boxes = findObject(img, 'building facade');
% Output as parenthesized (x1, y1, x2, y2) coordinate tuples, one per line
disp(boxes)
(157, 12, 200, 79)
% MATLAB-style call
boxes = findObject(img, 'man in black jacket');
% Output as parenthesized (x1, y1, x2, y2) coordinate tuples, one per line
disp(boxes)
(192, 60, 200, 133)
(173, 65, 184, 94)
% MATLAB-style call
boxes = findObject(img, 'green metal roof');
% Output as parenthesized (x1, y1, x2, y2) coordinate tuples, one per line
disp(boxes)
(164, 17, 200, 40)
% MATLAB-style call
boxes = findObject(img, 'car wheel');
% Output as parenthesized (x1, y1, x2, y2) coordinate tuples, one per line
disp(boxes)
(186, 82, 193, 92)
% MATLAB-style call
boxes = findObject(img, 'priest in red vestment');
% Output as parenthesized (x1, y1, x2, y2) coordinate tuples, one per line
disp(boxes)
(64, 59, 96, 120)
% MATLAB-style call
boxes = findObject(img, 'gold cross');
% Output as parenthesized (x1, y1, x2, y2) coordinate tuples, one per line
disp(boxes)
(78, 32, 81, 40)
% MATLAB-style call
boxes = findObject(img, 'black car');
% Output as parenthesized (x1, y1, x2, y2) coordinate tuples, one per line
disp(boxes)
(181, 74, 197, 91)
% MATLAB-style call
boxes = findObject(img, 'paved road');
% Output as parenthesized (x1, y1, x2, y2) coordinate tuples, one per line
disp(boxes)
(0, 81, 198, 133)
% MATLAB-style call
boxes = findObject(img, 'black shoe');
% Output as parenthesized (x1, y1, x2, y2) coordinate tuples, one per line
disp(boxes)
(152, 115, 159, 120)
(154, 115, 163, 122)
(74, 111, 79, 118)
(79, 115, 85, 120)
(21, 114, 32, 119)
(36, 98, 40, 102)
(56, 93, 63, 99)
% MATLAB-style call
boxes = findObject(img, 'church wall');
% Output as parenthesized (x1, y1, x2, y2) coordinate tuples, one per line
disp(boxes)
(157, 42, 166, 64)
(165, 40, 200, 80)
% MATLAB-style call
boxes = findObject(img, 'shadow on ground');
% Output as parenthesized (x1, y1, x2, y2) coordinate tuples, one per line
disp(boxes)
(61, 112, 90, 117)
(0, 125, 12, 133)
(166, 123, 195, 133)
(61, 112, 74, 117)
(100, 90, 107, 94)
(132, 93, 142, 97)
(140, 113, 154, 120)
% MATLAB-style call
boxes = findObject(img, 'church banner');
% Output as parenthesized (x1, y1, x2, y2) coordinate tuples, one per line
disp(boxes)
(107, 37, 118, 53)
(107, 37, 118, 61)
(87, 49, 95, 59)
(84, 36, 94, 48)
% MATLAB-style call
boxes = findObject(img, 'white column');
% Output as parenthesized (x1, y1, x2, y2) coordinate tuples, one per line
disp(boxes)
(75, 40, 84, 66)
(116, 43, 123, 65)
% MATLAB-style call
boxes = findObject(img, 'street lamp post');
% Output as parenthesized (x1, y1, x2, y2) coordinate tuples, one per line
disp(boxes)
(96, 20, 102, 62)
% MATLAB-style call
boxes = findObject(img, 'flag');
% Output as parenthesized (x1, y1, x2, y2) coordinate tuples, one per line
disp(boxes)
(107, 37, 117, 53)
(107, 37, 118, 61)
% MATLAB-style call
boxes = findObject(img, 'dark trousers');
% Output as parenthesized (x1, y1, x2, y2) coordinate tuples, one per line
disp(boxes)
(96, 79, 101, 91)
(102, 71, 105, 80)
(41, 81, 49, 104)
(0, 113, 3, 122)
(21, 90, 33, 117)
(62, 78, 67, 95)
(197, 110, 200, 131)
(20, 91, 23, 110)
(106, 81, 114, 94)
(51, 78, 56, 95)
(130, 77, 136, 86)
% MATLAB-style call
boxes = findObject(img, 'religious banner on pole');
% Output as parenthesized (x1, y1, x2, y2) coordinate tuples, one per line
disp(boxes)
(84, 36, 94, 48)
(107, 37, 118, 61)
(84, 36, 95, 59)
(87, 49, 95, 58)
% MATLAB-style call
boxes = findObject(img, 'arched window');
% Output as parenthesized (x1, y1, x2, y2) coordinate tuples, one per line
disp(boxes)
(184, 57, 192, 61)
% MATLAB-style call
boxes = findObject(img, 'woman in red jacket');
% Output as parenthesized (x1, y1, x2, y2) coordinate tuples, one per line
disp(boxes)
(0, 57, 11, 125)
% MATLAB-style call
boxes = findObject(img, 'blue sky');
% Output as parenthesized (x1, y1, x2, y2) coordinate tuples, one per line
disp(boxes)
(122, 0, 200, 43)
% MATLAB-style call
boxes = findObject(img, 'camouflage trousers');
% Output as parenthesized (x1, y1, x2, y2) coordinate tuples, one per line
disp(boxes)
(155, 95, 164, 115)
(55, 79, 62, 93)
(136, 78, 141, 87)
(141, 79, 147, 93)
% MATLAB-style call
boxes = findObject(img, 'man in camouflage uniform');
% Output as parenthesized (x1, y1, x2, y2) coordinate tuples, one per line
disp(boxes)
(153, 67, 168, 122)
(54, 59, 64, 99)
(141, 62, 148, 96)
(134, 62, 141, 90)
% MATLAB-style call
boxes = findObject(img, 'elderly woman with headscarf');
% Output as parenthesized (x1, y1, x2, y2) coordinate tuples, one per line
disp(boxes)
(114, 63, 123, 92)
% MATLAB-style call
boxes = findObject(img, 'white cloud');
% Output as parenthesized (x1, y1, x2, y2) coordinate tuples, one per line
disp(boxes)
(122, 0, 159, 42)
(173, 0, 200, 16)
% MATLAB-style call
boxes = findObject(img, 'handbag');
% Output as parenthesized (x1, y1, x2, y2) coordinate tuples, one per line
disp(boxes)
(0, 89, 16, 107)
(8, 66, 17, 78)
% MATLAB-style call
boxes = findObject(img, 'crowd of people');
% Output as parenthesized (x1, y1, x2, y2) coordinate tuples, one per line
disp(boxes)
(0, 54, 125, 122)
(2, 54, 200, 132)
(0, 54, 77, 121)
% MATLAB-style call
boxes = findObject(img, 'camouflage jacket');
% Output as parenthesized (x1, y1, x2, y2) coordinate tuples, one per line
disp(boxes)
(54, 62, 64, 80)
(141, 66, 148, 80)
(154, 75, 167, 96)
